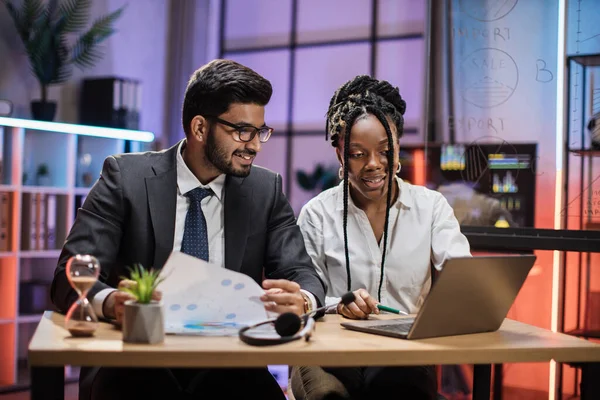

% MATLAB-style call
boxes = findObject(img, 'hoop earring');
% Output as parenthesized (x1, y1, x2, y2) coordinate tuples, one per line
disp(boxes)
(397, 163, 402, 173)
(338, 167, 344, 180)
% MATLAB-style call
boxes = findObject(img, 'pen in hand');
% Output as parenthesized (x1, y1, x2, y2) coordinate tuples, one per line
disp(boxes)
(377, 304, 408, 315)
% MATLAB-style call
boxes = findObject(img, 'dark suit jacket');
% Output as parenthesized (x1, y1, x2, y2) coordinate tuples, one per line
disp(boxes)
(51, 140, 326, 314)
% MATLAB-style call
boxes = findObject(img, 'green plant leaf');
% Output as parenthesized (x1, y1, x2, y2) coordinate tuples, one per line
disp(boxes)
(119, 264, 161, 305)
(321, 174, 339, 191)
(71, 6, 124, 69)
(71, 36, 102, 69)
(120, 286, 137, 298)
(314, 164, 324, 179)
(3, 0, 44, 43)
(41, 0, 60, 28)
(86, 6, 124, 40)
(36, 164, 49, 176)
(296, 171, 315, 190)
(58, 0, 91, 33)
(22, 0, 44, 33)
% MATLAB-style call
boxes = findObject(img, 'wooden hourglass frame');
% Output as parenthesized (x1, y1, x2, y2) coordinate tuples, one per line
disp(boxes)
(64, 254, 101, 337)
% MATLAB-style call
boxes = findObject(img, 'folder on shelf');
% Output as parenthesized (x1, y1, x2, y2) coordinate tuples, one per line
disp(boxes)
(0, 191, 10, 251)
(0, 127, 4, 183)
(21, 193, 37, 251)
(80, 77, 141, 129)
(21, 193, 50, 251)
(46, 194, 56, 250)
(37, 193, 46, 251)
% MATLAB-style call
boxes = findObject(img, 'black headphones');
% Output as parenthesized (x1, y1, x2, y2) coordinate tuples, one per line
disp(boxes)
(239, 292, 355, 346)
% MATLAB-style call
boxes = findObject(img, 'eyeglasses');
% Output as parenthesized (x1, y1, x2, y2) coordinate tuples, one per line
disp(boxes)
(207, 116, 274, 143)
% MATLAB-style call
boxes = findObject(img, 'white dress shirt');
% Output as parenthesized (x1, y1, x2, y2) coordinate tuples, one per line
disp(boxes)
(93, 140, 316, 317)
(297, 177, 472, 314)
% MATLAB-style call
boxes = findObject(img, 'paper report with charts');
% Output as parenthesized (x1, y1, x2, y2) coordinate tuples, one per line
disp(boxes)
(159, 252, 269, 336)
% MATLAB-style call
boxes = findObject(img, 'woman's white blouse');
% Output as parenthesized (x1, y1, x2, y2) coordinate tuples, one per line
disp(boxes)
(297, 177, 472, 314)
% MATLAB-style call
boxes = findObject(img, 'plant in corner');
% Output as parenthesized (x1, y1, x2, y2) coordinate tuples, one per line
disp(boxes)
(120, 264, 166, 344)
(3, 0, 125, 121)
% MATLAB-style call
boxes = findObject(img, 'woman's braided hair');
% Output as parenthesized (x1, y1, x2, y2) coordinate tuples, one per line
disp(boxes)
(325, 75, 406, 301)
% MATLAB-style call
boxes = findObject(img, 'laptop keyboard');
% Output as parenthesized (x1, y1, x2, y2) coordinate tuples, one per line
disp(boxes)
(372, 321, 414, 335)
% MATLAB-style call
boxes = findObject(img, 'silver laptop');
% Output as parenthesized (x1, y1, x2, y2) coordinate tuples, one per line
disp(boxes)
(341, 255, 536, 340)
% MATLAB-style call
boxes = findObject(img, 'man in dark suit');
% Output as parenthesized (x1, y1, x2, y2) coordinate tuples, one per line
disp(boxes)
(51, 59, 326, 400)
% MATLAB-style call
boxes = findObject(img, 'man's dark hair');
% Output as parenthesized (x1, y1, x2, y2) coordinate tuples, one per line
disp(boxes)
(182, 59, 273, 135)
(325, 75, 406, 301)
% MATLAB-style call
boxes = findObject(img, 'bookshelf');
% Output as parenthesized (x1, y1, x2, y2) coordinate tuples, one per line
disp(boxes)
(0, 117, 154, 391)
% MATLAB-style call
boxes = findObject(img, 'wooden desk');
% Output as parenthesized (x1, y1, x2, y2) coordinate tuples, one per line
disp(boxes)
(29, 312, 600, 400)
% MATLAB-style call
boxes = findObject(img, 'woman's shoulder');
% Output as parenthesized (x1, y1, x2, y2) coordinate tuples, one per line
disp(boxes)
(399, 179, 445, 203)
(299, 185, 340, 219)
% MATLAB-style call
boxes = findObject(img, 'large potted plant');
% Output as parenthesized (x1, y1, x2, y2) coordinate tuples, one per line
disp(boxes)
(3, 0, 124, 121)
(120, 264, 165, 344)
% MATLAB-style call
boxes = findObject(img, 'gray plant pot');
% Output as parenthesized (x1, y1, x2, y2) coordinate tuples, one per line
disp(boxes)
(37, 175, 51, 186)
(122, 300, 165, 344)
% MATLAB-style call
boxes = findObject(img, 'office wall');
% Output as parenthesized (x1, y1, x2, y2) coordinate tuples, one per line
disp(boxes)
(446, 0, 560, 394)
(222, 0, 428, 214)
(0, 0, 169, 141)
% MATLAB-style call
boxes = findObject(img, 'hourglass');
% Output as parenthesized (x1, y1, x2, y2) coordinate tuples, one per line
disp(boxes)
(65, 254, 101, 337)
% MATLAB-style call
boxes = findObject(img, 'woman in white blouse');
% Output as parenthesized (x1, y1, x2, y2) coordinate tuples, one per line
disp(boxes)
(291, 76, 471, 400)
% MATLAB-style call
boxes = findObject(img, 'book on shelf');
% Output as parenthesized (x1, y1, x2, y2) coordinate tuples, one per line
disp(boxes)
(46, 194, 56, 250)
(0, 191, 10, 251)
(20, 193, 58, 251)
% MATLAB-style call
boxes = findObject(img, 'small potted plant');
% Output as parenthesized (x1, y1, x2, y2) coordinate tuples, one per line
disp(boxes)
(120, 264, 165, 344)
(36, 163, 51, 186)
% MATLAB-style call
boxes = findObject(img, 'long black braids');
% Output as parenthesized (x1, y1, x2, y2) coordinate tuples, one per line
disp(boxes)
(326, 75, 406, 302)
(370, 107, 395, 301)
(342, 107, 367, 291)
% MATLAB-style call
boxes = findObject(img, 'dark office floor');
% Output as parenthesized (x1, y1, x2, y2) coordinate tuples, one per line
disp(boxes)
(0, 385, 576, 400)
(0, 388, 566, 400)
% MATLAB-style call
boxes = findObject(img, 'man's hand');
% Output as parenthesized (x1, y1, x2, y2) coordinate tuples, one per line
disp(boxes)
(337, 288, 379, 320)
(103, 279, 162, 326)
(260, 279, 305, 316)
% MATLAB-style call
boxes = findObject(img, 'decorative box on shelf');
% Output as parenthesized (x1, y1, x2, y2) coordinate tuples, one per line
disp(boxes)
(0, 116, 154, 390)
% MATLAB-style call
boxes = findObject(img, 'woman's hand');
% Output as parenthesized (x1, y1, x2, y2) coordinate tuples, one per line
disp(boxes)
(337, 288, 379, 319)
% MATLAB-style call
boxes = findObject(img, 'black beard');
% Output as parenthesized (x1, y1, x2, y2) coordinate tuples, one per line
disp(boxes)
(205, 129, 255, 177)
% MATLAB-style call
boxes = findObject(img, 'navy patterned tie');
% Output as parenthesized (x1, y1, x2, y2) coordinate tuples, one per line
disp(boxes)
(181, 187, 212, 261)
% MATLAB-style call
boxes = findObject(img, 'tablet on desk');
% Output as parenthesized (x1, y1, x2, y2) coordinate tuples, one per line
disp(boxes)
(341, 255, 536, 340)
